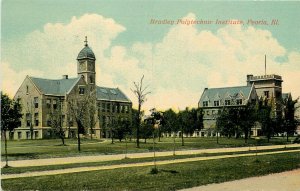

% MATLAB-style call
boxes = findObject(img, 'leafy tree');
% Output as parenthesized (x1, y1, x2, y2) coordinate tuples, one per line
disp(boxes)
(216, 108, 235, 138)
(114, 117, 131, 142)
(131, 75, 150, 148)
(256, 98, 273, 142)
(239, 104, 256, 143)
(140, 121, 153, 143)
(282, 96, 299, 142)
(1, 93, 22, 167)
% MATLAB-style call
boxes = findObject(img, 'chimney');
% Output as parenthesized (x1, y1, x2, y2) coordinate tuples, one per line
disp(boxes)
(246, 74, 253, 86)
(62, 75, 68, 79)
(204, 87, 208, 91)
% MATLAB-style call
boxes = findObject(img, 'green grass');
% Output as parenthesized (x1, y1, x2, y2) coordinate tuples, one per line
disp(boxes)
(1, 136, 297, 161)
(3, 147, 299, 175)
(2, 152, 300, 191)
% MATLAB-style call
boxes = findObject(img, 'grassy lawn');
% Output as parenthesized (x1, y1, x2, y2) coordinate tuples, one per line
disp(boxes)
(2, 147, 300, 175)
(2, 152, 300, 191)
(1, 136, 296, 161)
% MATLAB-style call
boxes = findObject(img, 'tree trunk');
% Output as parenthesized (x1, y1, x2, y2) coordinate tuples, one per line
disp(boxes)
(136, 103, 141, 148)
(77, 128, 81, 152)
(173, 133, 176, 156)
(181, 127, 184, 146)
(4, 131, 9, 167)
(286, 132, 289, 142)
(90, 127, 93, 140)
(158, 127, 161, 142)
(217, 131, 219, 144)
(111, 127, 114, 144)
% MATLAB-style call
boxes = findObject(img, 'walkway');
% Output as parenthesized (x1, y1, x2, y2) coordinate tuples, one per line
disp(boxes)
(2, 149, 300, 179)
(180, 169, 300, 191)
(2, 144, 299, 168)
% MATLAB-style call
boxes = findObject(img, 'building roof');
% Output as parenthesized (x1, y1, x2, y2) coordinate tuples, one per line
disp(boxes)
(96, 86, 131, 102)
(29, 76, 80, 95)
(199, 85, 253, 107)
(77, 45, 96, 60)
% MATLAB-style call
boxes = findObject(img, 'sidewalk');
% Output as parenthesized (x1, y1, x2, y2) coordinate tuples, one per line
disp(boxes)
(2, 144, 299, 168)
(2, 149, 300, 179)
(180, 169, 300, 191)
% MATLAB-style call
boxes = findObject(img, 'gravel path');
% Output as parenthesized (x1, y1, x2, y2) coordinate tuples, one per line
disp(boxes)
(2, 149, 300, 180)
(2, 144, 299, 168)
(180, 169, 300, 191)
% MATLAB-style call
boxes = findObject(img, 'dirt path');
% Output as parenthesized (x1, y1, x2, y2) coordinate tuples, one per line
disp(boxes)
(2, 144, 299, 168)
(2, 149, 300, 180)
(180, 168, 300, 191)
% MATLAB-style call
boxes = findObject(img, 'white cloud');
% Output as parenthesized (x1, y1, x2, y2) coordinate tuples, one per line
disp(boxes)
(2, 13, 300, 110)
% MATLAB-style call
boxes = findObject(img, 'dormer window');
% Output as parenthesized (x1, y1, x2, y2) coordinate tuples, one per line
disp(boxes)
(79, 87, 85, 95)
(236, 99, 242, 105)
(26, 86, 29, 94)
(214, 101, 219, 106)
(203, 101, 208, 107)
(225, 100, 231, 106)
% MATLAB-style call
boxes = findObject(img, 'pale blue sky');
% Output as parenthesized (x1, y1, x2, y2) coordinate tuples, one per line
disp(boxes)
(1, 0, 300, 109)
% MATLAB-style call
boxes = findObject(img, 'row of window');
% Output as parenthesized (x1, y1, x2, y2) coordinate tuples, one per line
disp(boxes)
(204, 110, 221, 116)
(101, 115, 129, 126)
(99, 103, 130, 114)
(202, 99, 243, 107)
(9, 131, 39, 140)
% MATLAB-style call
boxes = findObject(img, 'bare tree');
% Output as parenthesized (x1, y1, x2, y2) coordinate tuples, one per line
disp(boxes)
(67, 90, 95, 151)
(131, 75, 150, 148)
(49, 99, 66, 145)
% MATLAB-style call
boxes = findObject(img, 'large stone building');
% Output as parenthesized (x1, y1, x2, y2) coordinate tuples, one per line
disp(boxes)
(12, 38, 132, 140)
(198, 74, 290, 137)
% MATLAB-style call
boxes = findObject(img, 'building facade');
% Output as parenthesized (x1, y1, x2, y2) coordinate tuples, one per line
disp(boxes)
(12, 38, 132, 140)
(198, 74, 289, 137)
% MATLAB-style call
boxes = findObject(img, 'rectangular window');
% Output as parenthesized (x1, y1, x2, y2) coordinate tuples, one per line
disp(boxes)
(26, 132, 30, 139)
(112, 104, 115, 113)
(34, 97, 38, 108)
(214, 101, 219, 106)
(35, 120, 39, 126)
(203, 101, 208, 107)
(34, 131, 39, 139)
(236, 99, 242, 105)
(18, 132, 22, 139)
(46, 99, 51, 108)
(26, 113, 31, 127)
(53, 100, 57, 110)
(125, 105, 129, 113)
(264, 91, 269, 98)
(101, 103, 105, 112)
(69, 120, 73, 127)
(79, 87, 85, 95)
(206, 110, 210, 115)
(106, 103, 111, 112)
(225, 100, 231, 106)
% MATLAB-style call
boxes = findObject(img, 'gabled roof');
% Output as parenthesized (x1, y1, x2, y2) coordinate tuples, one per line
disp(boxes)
(199, 86, 253, 106)
(96, 86, 131, 102)
(29, 76, 81, 96)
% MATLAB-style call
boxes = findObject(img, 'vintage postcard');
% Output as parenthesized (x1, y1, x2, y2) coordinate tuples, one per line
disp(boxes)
(1, 1, 300, 190)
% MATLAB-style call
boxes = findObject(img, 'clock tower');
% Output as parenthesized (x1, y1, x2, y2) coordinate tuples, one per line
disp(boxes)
(77, 36, 96, 91)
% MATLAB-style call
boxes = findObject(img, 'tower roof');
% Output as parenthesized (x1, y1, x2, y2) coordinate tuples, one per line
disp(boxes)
(77, 36, 96, 60)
